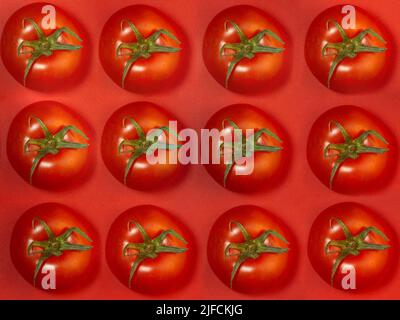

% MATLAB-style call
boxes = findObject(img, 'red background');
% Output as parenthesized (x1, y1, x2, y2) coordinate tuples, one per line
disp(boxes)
(0, 0, 399, 300)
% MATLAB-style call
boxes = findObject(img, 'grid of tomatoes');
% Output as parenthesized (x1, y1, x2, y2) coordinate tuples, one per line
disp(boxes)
(0, 0, 400, 299)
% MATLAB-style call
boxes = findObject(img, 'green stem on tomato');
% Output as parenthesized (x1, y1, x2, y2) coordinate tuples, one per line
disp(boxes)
(219, 118, 282, 188)
(116, 20, 181, 88)
(123, 221, 188, 288)
(321, 20, 387, 88)
(23, 116, 89, 184)
(118, 117, 182, 185)
(325, 217, 390, 286)
(225, 221, 289, 289)
(324, 120, 388, 189)
(27, 217, 92, 286)
(17, 18, 82, 85)
(220, 20, 285, 88)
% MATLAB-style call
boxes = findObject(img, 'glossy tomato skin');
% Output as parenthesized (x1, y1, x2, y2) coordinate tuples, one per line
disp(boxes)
(308, 202, 397, 291)
(305, 5, 392, 93)
(7, 101, 92, 190)
(1, 3, 87, 91)
(208, 205, 296, 294)
(307, 105, 396, 194)
(99, 5, 185, 93)
(204, 104, 288, 193)
(203, 5, 287, 94)
(10, 203, 98, 291)
(106, 205, 195, 294)
(101, 101, 186, 190)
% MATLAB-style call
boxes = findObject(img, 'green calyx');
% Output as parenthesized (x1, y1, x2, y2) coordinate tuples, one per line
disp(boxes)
(322, 19, 387, 88)
(325, 217, 390, 286)
(17, 18, 83, 85)
(116, 20, 181, 88)
(118, 117, 182, 185)
(220, 20, 285, 88)
(123, 221, 188, 288)
(24, 116, 89, 184)
(220, 119, 282, 187)
(225, 221, 289, 289)
(324, 120, 388, 190)
(27, 217, 93, 286)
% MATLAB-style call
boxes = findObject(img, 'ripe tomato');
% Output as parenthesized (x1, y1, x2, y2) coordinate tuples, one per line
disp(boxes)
(1, 3, 86, 91)
(207, 205, 295, 293)
(305, 5, 392, 92)
(99, 5, 184, 93)
(106, 205, 194, 294)
(308, 202, 397, 291)
(203, 5, 287, 94)
(7, 101, 92, 190)
(204, 104, 288, 193)
(307, 105, 396, 194)
(10, 203, 98, 291)
(101, 101, 186, 190)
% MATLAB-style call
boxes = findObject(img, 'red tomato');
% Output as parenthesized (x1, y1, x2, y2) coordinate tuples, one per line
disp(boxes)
(10, 203, 98, 291)
(7, 101, 92, 190)
(106, 205, 194, 294)
(203, 5, 287, 94)
(99, 5, 184, 93)
(307, 105, 396, 194)
(1, 3, 87, 91)
(305, 5, 392, 92)
(101, 101, 186, 190)
(204, 104, 288, 193)
(308, 202, 397, 291)
(207, 205, 296, 293)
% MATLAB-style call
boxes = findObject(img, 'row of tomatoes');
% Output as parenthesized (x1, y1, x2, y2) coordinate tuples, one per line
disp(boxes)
(11, 201, 396, 294)
(1, 3, 391, 93)
(7, 101, 395, 194)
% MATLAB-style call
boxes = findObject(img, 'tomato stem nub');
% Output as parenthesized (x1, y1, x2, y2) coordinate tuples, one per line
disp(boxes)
(220, 20, 285, 88)
(23, 116, 89, 184)
(324, 120, 388, 190)
(27, 217, 93, 287)
(220, 119, 282, 187)
(322, 20, 387, 88)
(116, 20, 181, 88)
(18, 18, 82, 86)
(225, 221, 289, 289)
(325, 217, 390, 287)
(118, 117, 182, 186)
(123, 221, 188, 288)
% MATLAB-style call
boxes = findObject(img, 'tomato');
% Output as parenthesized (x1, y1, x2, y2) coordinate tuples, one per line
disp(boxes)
(99, 5, 184, 93)
(106, 205, 194, 294)
(305, 5, 392, 93)
(207, 205, 295, 293)
(1, 3, 86, 91)
(101, 101, 186, 190)
(307, 105, 396, 194)
(7, 101, 92, 190)
(308, 202, 397, 291)
(203, 5, 287, 94)
(204, 104, 288, 193)
(10, 203, 98, 291)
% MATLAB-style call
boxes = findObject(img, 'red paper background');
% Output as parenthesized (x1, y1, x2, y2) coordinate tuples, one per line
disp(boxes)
(0, 0, 399, 300)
